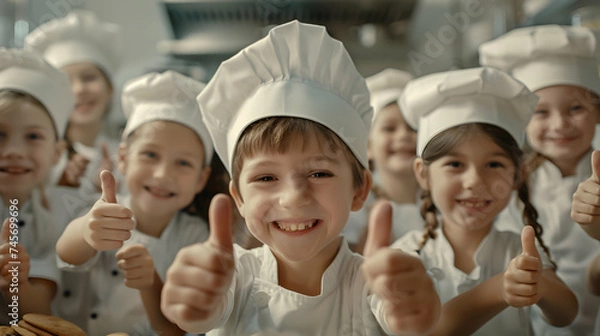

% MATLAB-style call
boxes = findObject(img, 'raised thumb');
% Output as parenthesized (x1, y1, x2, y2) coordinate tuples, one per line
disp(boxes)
(0, 218, 10, 243)
(100, 170, 117, 203)
(521, 225, 540, 259)
(363, 201, 393, 258)
(208, 194, 234, 254)
(591, 150, 600, 183)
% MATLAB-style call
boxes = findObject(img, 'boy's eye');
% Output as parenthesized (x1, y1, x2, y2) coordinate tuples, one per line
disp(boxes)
(445, 161, 462, 168)
(381, 125, 395, 133)
(0, 131, 6, 139)
(310, 171, 333, 178)
(141, 151, 156, 158)
(82, 74, 99, 82)
(533, 109, 548, 116)
(255, 175, 275, 182)
(570, 105, 584, 113)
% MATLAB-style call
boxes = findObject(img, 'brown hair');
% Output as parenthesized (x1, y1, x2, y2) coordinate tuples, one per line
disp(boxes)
(231, 117, 366, 194)
(0, 90, 58, 139)
(417, 123, 556, 268)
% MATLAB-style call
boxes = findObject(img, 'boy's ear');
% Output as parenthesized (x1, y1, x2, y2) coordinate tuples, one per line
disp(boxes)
(229, 180, 245, 218)
(52, 140, 67, 165)
(413, 158, 430, 190)
(117, 143, 127, 174)
(351, 170, 372, 211)
(194, 166, 212, 194)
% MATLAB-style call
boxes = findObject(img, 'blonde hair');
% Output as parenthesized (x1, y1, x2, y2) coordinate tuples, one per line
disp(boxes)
(231, 117, 366, 193)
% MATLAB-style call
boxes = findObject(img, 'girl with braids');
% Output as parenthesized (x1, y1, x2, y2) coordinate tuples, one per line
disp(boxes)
(480, 25, 600, 335)
(392, 67, 577, 335)
(342, 68, 424, 253)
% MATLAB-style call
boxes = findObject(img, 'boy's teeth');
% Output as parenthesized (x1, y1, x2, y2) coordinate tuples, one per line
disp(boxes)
(276, 221, 315, 232)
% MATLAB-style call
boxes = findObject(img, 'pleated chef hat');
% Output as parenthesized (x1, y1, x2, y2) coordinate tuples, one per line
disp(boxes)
(121, 71, 213, 166)
(366, 68, 414, 119)
(479, 25, 600, 96)
(25, 9, 120, 78)
(197, 20, 373, 173)
(0, 48, 73, 138)
(399, 67, 539, 157)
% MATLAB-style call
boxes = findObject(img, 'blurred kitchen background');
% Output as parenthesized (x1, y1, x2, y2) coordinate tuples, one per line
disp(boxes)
(1, 0, 599, 137)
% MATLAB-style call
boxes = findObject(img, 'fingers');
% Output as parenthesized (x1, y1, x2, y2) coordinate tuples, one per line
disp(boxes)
(363, 201, 393, 259)
(208, 194, 234, 254)
(100, 170, 118, 204)
(520, 226, 540, 259)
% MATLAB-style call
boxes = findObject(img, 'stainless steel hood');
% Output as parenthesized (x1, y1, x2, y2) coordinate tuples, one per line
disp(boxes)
(157, 0, 417, 75)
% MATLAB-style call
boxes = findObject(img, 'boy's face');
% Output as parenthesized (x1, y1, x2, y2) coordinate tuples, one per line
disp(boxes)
(368, 103, 417, 176)
(119, 121, 210, 219)
(0, 100, 63, 200)
(62, 62, 113, 127)
(527, 85, 600, 168)
(230, 135, 370, 265)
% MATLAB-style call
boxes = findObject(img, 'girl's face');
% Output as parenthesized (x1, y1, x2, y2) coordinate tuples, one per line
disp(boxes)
(414, 130, 517, 234)
(62, 63, 113, 127)
(527, 85, 600, 168)
(0, 100, 63, 201)
(119, 121, 211, 219)
(230, 135, 370, 265)
(368, 103, 417, 176)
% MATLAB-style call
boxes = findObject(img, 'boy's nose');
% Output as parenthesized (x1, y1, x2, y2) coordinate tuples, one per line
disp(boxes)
(548, 112, 570, 131)
(279, 180, 310, 208)
(463, 166, 484, 190)
(153, 162, 172, 179)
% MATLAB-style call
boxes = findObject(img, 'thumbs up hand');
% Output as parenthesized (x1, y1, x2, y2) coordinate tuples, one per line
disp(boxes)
(81, 170, 135, 251)
(502, 226, 543, 307)
(161, 194, 235, 333)
(572, 150, 600, 239)
(362, 201, 440, 335)
(0, 218, 30, 291)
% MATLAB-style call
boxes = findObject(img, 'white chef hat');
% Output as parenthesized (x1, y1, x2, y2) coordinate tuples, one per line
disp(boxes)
(121, 70, 213, 166)
(0, 48, 73, 138)
(197, 20, 372, 173)
(365, 68, 414, 119)
(399, 67, 539, 157)
(24, 9, 120, 79)
(479, 25, 600, 97)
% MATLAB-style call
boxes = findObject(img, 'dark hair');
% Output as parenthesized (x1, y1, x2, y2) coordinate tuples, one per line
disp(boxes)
(417, 123, 556, 268)
(231, 117, 366, 194)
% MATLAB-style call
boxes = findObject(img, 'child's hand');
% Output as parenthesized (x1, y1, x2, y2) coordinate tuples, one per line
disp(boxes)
(362, 201, 440, 335)
(94, 143, 115, 193)
(116, 243, 154, 290)
(161, 194, 235, 331)
(503, 226, 542, 307)
(0, 218, 30, 291)
(572, 150, 600, 231)
(82, 170, 134, 251)
(58, 153, 90, 187)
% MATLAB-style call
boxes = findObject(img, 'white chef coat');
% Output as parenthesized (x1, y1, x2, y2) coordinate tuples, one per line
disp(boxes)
(54, 195, 210, 336)
(496, 150, 600, 335)
(0, 186, 83, 325)
(342, 190, 423, 246)
(209, 239, 390, 336)
(393, 226, 552, 336)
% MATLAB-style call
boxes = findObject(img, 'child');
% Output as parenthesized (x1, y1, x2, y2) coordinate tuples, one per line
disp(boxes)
(160, 20, 441, 335)
(392, 66, 578, 335)
(342, 68, 423, 253)
(55, 71, 214, 335)
(0, 48, 72, 321)
(479, 24, 600, 335)
(25, 9, 121, 190)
